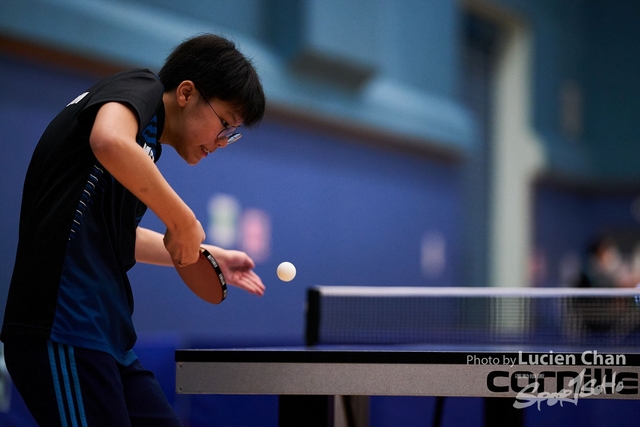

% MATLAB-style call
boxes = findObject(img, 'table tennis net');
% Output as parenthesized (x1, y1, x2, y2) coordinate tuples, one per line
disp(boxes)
(305, 286, 640, 347)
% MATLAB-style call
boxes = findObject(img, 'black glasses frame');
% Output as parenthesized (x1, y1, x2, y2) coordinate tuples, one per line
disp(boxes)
(201, 95, 242, 144)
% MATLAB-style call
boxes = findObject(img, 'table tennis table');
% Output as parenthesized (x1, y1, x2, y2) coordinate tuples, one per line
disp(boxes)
(175, 286, 640, 427)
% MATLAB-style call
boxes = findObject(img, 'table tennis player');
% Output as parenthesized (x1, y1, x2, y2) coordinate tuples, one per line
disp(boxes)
(1, 33, 265, 426)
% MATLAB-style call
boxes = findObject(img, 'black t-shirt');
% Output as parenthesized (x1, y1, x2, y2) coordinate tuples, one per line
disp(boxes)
(2, 69, 164, 365)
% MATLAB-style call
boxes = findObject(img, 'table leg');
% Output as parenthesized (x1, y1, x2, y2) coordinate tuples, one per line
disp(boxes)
(484, 397, 523, 426)
(279, 395, 334, 427)
(279, 395, 370, 427)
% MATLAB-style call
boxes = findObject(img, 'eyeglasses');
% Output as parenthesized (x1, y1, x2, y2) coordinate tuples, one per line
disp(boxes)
(202, 96, 242, 144)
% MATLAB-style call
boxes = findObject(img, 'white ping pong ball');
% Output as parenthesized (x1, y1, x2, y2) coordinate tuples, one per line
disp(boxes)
(277, 262, 296, 282)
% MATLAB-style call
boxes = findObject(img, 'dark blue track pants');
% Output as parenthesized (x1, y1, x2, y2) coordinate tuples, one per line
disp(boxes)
(4, 337, 183, 427)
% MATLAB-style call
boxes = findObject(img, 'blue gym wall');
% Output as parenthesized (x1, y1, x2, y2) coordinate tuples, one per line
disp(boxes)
(2, 0, 640, 426)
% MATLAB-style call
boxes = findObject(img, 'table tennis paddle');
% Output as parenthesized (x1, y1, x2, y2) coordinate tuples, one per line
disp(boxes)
(173, 248, 227, 304)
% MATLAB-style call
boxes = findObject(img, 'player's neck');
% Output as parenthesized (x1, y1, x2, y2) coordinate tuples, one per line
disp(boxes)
(159, 92, 178, 147)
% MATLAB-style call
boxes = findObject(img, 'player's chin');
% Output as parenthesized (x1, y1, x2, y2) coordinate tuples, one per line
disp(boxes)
(188, 147, 213, 165)
(183, 153, 204, 166)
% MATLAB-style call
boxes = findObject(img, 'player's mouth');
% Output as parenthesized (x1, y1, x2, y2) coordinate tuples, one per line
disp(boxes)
(202, 146, 210, 156)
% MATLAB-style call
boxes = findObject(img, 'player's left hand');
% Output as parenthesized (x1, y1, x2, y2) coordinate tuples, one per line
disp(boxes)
(210, 248, 265, 296)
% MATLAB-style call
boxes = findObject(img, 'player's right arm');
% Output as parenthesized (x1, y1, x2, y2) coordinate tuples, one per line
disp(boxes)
(89, 101, 204, 266)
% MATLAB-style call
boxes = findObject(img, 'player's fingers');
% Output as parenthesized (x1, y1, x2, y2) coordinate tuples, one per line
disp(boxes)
(164, 236, 200, 267)
(178, 248, 201, 266)
(245, 270, 265, 291)
(238, 273, 264, 296)
(233, 279, 260, 295)
(236, 274, 262, 293)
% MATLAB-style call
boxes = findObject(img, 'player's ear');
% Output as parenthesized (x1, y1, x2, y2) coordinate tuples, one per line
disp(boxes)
(175, 80, 196, 107)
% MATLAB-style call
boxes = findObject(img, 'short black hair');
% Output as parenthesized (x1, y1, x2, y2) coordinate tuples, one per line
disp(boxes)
(159, 33, 265, 127)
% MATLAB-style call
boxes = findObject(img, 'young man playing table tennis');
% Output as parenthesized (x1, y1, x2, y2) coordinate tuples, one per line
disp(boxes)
(1, 34, 266, 426)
